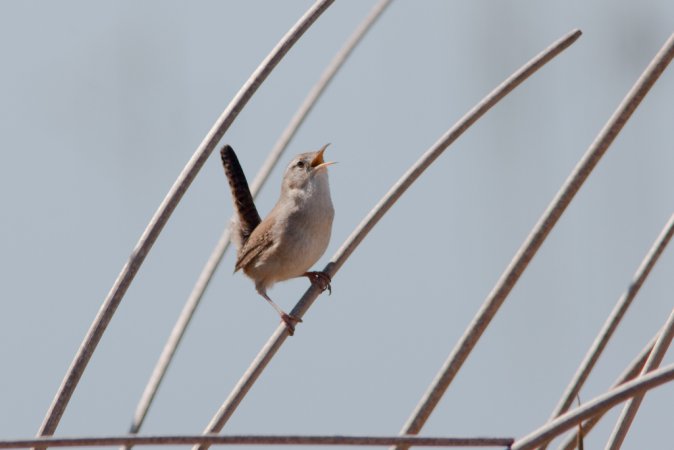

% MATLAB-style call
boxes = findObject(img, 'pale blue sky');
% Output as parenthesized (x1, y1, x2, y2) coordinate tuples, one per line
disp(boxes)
(1, 1, 673, 449)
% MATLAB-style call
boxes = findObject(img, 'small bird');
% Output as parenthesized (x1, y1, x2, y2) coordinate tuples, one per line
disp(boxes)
(220, 144, 335, 335)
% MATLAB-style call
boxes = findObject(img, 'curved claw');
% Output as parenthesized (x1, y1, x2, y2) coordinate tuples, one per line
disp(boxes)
(304, 271, 332, 295)
(281, 313, 302, 336)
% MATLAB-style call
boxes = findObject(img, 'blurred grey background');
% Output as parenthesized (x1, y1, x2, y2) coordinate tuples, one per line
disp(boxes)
(1, 1, 673, 449)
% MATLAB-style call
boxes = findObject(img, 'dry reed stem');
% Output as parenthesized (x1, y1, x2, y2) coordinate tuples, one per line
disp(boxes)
(540, 213, 674, 450)
(604, 309, 674, 449)
(557, 333, 657, 450)
(35, 0, 334, 441)
(511, 363, 674, 450)
(127, 0, 391, 437)
(395, 30, 674, 450)
(0, 435, 513, 449)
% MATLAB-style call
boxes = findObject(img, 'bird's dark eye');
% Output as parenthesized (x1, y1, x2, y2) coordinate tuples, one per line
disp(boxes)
(296, 160, 305, 168)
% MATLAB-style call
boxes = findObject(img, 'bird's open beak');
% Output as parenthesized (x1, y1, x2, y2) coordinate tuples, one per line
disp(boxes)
(311, 143, 336, 170)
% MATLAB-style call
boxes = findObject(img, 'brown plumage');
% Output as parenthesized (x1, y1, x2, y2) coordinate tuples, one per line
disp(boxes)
(220, 144, 335, 335)
(220, 145, 261, 246)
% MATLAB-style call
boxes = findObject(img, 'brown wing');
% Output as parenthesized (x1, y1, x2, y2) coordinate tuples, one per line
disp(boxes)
(220, 145, 261, 245)
(235, 220, 275, 272)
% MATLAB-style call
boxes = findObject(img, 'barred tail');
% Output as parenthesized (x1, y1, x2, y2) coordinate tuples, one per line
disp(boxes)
(220, 145, 261, 246)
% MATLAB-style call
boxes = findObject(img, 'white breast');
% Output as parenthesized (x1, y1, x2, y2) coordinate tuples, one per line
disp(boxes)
(269, 171, 334, 282)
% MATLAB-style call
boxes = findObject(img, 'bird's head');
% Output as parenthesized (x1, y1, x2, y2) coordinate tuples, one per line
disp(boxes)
(282, 143, 335, 192)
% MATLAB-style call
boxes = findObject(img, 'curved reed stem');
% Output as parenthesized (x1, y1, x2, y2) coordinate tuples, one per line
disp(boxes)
(126, 0, 391, 438)
(0, 434, 513, 449)
(539, 213, 674, 450)
(35, 0, 334, 441)
(605, 308, 674, 449)
(557, 332, 657, 450)
(511, 363, 674, 450)
(396, 30, 674, 450)
(193, 28, 582, 450)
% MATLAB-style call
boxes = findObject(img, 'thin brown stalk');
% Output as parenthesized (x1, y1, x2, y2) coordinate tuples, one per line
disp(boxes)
(511, 363, 674, 450)
(604, 309, 674, 449)
(558, 333, 657, 450)
(127, 0, 391, 437)
(395, 30, 674, 450)
(542, 213, 674, 443)
(35, 0, 334, 441)
(0, 435, 513, 449)
(193, 28, 582, 450)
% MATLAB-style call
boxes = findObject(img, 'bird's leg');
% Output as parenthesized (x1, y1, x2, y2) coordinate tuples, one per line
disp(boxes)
(303, 271, 332, 295)
(256, 288, 302, 336)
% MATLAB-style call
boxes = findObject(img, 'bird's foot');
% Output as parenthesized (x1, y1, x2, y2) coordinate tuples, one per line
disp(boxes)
(304, 271, 332, 295)
(281, 313, 303, 336)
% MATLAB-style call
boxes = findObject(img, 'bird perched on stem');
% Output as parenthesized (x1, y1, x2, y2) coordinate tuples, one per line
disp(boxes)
(220, 144, 335, 335)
